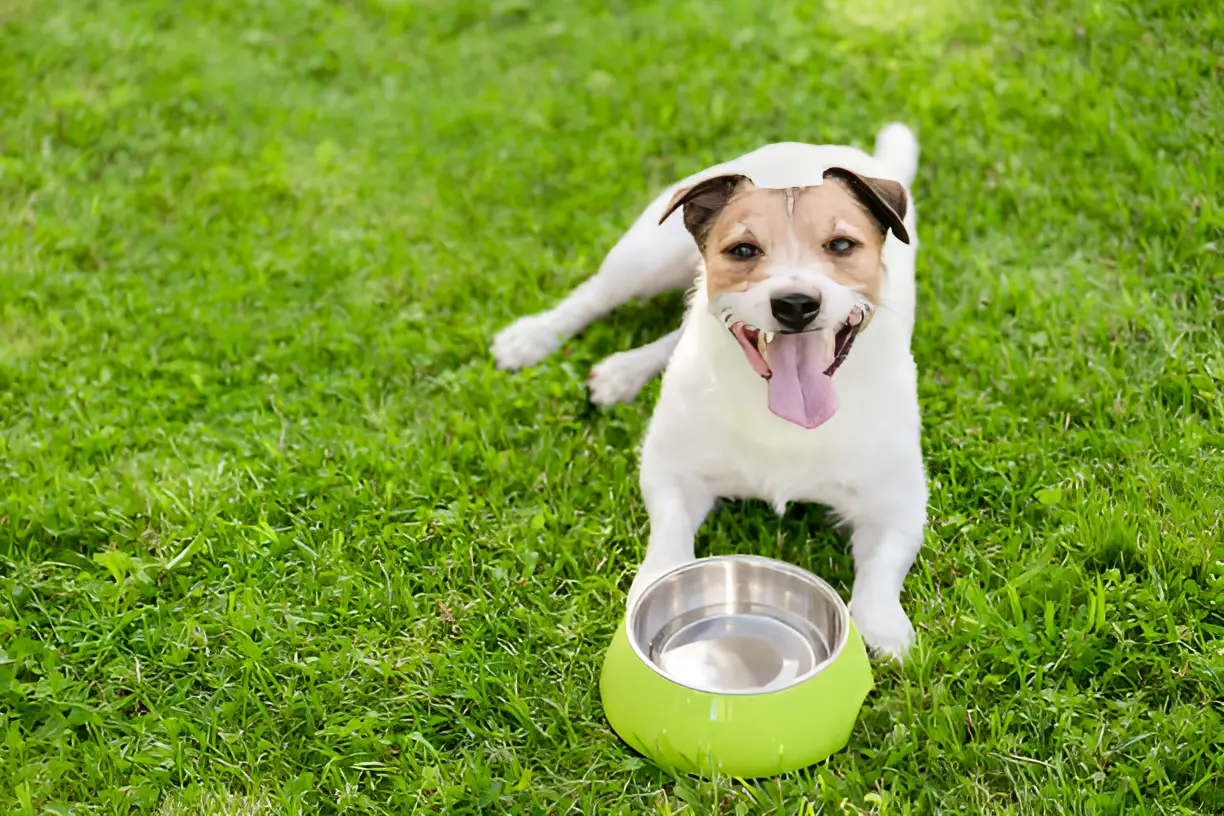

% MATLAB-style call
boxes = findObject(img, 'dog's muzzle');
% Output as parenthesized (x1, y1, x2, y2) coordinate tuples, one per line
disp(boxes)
(720, 304, 871, 429)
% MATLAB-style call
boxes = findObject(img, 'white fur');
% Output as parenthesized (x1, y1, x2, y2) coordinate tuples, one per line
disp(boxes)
(493, 124, 926, 661)
(587, 329, 682, 405)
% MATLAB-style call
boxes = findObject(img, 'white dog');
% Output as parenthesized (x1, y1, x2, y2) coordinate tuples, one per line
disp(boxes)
(493, 124, 926, 660)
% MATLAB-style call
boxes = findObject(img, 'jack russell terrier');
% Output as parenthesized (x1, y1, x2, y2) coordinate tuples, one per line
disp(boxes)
(492, 124, 926, 660)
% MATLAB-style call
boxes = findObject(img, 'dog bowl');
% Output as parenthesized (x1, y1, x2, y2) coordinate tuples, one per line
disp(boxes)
(600, 555, 872, 778)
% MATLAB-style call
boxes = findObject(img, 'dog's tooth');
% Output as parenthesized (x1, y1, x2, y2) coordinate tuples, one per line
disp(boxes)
(823, 326, 836, 368)
(764, 332, 775, 344)
(756, 331, 768, 357)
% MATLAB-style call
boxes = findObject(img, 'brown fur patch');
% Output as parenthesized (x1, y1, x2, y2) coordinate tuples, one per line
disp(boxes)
(700, 187, 791, 296)
(793, 179, 890, 303)
(659, 174, 753, 250)
(698, 179, 892, 304)
(822, 167, 909, 244)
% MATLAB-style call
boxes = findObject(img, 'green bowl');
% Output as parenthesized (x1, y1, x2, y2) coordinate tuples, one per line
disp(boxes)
(600, 555, 873, 778)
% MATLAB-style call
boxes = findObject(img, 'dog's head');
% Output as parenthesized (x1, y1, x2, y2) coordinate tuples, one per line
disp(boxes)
(659, 168, 910, 429)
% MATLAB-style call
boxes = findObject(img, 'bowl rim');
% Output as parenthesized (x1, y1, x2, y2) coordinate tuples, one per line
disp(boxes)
(625, 554, 852, 696)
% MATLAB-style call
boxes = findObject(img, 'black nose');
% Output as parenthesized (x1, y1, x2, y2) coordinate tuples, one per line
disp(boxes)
(770, 292, 821, 332)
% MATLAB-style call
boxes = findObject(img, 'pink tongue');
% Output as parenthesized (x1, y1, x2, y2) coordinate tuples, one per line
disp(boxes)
(766, 332, 838, 429)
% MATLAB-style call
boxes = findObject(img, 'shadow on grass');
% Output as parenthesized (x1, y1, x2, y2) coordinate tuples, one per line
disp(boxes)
(701, 499, 855, 591)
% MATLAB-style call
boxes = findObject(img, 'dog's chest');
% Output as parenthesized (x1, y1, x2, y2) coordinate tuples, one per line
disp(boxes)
(643, 288, 920, 515)
(646, 390, 866, 512)
(699, 423, 861, 511)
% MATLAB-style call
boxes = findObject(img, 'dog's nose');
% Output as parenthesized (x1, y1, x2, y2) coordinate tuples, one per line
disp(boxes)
(770, 293, 821, 332)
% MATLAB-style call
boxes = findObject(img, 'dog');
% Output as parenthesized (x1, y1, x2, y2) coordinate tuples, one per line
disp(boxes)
(492, 124, 926, 660)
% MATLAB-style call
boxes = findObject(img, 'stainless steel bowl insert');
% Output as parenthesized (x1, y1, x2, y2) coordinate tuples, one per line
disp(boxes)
(627, 556, 849, 695)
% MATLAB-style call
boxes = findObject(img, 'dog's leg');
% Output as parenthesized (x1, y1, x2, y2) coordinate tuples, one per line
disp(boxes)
(848, 524, 922, 661)
(587, 328, 681, 405)
(491, 196, 699, 371)
(843, 463, 927, 661)
(626, 464, 715, 609)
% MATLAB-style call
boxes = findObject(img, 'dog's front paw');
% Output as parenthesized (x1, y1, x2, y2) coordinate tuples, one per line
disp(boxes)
(491, 313, 563, 370)
(587, 351, 652, 405)
(850, 598, 915, 663)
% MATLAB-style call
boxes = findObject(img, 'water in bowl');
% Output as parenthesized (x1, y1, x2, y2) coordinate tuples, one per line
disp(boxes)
(649, 602, 831, 694)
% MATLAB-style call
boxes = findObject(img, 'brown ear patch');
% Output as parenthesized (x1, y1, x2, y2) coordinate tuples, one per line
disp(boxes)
(822, 167, 910, 245)
(659, 174, 752, 249)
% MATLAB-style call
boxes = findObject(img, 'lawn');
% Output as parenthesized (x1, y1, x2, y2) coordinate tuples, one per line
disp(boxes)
(1, 0, 1222, 813)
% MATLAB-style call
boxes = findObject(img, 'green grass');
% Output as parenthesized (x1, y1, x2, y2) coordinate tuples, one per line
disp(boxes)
(1, 0, 1222, 813)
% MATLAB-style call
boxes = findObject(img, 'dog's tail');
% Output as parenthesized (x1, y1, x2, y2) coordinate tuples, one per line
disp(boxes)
(873, 122, 919, 188)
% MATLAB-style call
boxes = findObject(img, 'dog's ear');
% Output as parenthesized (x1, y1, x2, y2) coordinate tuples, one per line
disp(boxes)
(823, 167, 910, 245)
(659, 174, 752, 249)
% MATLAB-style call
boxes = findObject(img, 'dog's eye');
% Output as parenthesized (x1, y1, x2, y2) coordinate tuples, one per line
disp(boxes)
(726, 242, 762, 260)
(824, 237, 856, 255)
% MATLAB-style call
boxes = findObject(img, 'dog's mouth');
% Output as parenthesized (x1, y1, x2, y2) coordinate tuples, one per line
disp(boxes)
(721, 307, 867, 430)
